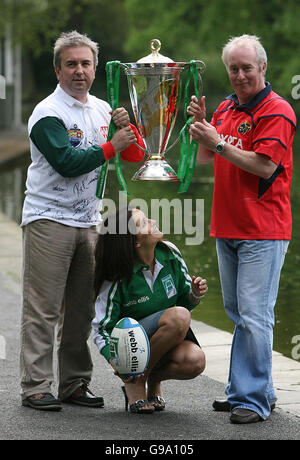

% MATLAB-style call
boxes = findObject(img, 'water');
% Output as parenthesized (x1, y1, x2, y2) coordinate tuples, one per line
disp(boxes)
(0, 138, 299, 362)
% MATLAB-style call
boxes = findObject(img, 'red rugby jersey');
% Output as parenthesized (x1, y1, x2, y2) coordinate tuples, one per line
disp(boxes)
(210, 83, 296, 240)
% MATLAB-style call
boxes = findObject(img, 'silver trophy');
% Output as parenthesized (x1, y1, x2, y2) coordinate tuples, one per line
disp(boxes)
(122, 40, 205, 181)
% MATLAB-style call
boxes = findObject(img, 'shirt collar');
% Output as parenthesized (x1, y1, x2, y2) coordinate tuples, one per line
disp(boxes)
(133, 242, 175, 274)
(55, 84, 93, 108)
(226, 81, 272, 110)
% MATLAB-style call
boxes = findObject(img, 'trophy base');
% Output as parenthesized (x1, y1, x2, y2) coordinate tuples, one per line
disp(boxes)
(132, 158, 179, 181)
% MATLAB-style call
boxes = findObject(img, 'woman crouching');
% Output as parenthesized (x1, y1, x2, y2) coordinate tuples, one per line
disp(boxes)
(92, 207, 207, 414)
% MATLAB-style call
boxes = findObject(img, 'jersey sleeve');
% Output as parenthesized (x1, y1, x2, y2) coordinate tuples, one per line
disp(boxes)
(92, 281, 122, 362)
(252, 100, 296, 164)
(30, 116, 115, 177)
(164, 242, 195, 311)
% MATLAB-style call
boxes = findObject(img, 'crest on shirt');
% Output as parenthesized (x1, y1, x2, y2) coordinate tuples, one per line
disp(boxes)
(161, 274, 177, 299)
(67, 125, 84, 147)
(237, 120, 251, 134)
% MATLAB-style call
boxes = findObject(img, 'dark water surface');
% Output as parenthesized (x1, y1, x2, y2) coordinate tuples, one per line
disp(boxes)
(0, 134, 299, 362)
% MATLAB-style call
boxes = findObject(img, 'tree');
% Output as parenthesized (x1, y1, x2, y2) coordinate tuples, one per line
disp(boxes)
(124, 0, 300, 113)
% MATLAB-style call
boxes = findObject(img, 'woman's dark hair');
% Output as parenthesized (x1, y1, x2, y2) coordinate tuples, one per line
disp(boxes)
(94, 207, 137, 300)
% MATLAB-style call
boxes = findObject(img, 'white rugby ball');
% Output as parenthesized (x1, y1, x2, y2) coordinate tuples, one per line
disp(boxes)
(110, 317, 150, 378)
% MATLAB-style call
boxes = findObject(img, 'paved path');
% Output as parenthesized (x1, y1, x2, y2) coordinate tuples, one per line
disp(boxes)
(0, 212, 299, 441)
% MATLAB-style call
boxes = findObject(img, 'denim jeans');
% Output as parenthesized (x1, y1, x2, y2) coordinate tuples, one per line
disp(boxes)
(216, 239, 289, 419)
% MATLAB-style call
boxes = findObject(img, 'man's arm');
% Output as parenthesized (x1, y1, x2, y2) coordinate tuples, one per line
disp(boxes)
(190, 119, 277, 179)
(30, 116, 139, 177)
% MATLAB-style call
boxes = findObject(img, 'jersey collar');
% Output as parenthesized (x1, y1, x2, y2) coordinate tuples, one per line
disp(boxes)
(55, 84, 93, 108)
(226, 81, 272, 110)
(133, 242, 175, 274)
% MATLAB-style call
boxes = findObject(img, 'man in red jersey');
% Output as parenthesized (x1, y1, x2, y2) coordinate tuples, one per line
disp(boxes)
(188, 34, 296, 424)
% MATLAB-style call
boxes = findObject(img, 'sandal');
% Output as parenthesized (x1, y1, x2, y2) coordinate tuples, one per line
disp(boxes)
(147, 395, 166, 411)
(121, 386, 154, 414)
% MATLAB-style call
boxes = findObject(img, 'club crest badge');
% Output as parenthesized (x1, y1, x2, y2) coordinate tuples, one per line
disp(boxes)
(162, 274, 177, 299)
(67, 125, 84, 147)
(237, 120, 251, 134)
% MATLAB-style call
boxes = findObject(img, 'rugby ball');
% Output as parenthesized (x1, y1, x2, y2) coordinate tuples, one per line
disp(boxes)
(110, 317, 150, 378)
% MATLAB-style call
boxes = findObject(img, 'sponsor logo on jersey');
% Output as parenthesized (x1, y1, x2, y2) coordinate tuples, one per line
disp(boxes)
(220, 133, 243, 149)
(67, 125, 84, 147)
(124, 296, 150, 307)
(237, 120, 251, 134)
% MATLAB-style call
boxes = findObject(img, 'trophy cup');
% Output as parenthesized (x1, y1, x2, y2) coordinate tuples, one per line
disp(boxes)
(123, 40, 205, 181)
(97, 40, 205, 199)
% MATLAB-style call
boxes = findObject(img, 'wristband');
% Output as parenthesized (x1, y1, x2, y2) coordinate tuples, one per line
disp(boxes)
(101, 141, 116, 161)
(190, 289, 203, 301)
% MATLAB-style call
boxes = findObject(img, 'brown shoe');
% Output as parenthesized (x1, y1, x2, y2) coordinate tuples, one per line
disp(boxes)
(22, 393, 62, 411)
(230, 408, 262, 424)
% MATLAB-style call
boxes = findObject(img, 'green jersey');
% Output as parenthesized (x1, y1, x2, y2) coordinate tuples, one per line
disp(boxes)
(92, 241, 200, 361)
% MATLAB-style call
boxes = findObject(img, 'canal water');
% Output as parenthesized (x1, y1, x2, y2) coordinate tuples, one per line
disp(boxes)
(0, 136, 299, 362)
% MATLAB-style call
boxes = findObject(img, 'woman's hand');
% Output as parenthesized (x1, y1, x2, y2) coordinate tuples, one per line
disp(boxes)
(191, 276, 208, 298)
(109, 359, 145, 383)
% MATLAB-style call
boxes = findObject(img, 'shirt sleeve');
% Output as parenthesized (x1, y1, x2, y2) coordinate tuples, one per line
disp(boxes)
(252, 100, 296, 164)
(165, 243, 195, 311)
(92, 281, 122, 362)
(30, 116, 115, 177)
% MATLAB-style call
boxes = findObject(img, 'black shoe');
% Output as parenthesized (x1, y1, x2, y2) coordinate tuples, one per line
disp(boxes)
(212, 399, 231, 412)
(22, 393, 62, 411)
(63, 384, 104, 408)
(230, 408, 262, 424)
(213, 399, 275, 412)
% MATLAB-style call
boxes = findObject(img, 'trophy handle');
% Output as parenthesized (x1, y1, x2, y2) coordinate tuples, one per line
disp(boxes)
(164, 60, 205, 154)
(134, 142, 147, 153)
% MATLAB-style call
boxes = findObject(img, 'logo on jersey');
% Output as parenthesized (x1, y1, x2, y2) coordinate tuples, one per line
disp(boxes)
(237, 120, 251, 134)
(67, 125, 84, 147)
(100, 125, 109, 140)
(162, 274, 177, 299)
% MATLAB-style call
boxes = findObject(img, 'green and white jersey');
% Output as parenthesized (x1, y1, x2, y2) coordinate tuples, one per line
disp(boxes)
(92, 241, 200, 361)
(21, 84, 113, 228)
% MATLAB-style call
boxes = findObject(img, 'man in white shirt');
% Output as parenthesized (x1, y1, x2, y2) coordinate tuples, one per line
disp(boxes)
(20, 31, 144, 411)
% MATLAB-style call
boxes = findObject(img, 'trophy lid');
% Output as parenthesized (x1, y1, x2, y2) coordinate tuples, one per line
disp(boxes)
(137, 39, 174, 63)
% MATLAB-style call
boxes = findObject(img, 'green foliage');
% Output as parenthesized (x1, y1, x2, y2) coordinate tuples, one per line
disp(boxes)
(0, 0, 73, 56)
(125, 0, 300, 112)
(2, 0, 300, 114)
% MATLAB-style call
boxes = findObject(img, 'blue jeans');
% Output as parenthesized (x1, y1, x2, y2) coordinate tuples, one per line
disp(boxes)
(216, 239, 289, 419)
